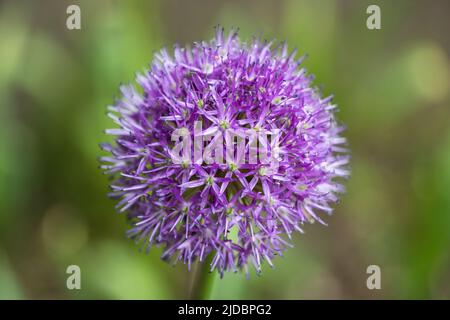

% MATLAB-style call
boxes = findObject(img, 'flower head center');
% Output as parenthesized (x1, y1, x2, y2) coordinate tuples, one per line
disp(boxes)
(258, 167, 267, 176)
(219, 120, 230, 130)
(179, 127, 190, 137)
(205, 175, 214, 185)
(228, 162, 238, 171)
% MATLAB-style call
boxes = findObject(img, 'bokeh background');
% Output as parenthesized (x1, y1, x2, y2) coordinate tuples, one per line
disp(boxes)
(1, 0, 450, 299)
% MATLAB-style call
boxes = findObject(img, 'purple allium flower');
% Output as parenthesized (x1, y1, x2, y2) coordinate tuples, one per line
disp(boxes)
(101, 27, 349, 276)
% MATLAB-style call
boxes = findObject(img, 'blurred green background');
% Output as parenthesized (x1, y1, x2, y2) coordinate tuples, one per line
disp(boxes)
(1, 0, 450, 299)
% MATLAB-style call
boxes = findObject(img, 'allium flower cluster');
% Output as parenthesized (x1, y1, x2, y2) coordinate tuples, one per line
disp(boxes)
(101, 27, 349, 276)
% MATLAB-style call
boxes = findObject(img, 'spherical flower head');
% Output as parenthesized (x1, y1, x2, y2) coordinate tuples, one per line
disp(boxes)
(100, 27, 350, 277)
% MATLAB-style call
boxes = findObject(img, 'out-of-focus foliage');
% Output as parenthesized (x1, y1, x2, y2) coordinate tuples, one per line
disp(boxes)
(0, 0, 449, 299)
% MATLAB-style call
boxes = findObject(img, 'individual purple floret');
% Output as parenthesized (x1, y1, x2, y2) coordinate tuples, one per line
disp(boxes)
(100, 27, 349, 277)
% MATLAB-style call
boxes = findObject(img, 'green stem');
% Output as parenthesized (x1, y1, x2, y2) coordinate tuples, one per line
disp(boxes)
(190, 254, 216, 300)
